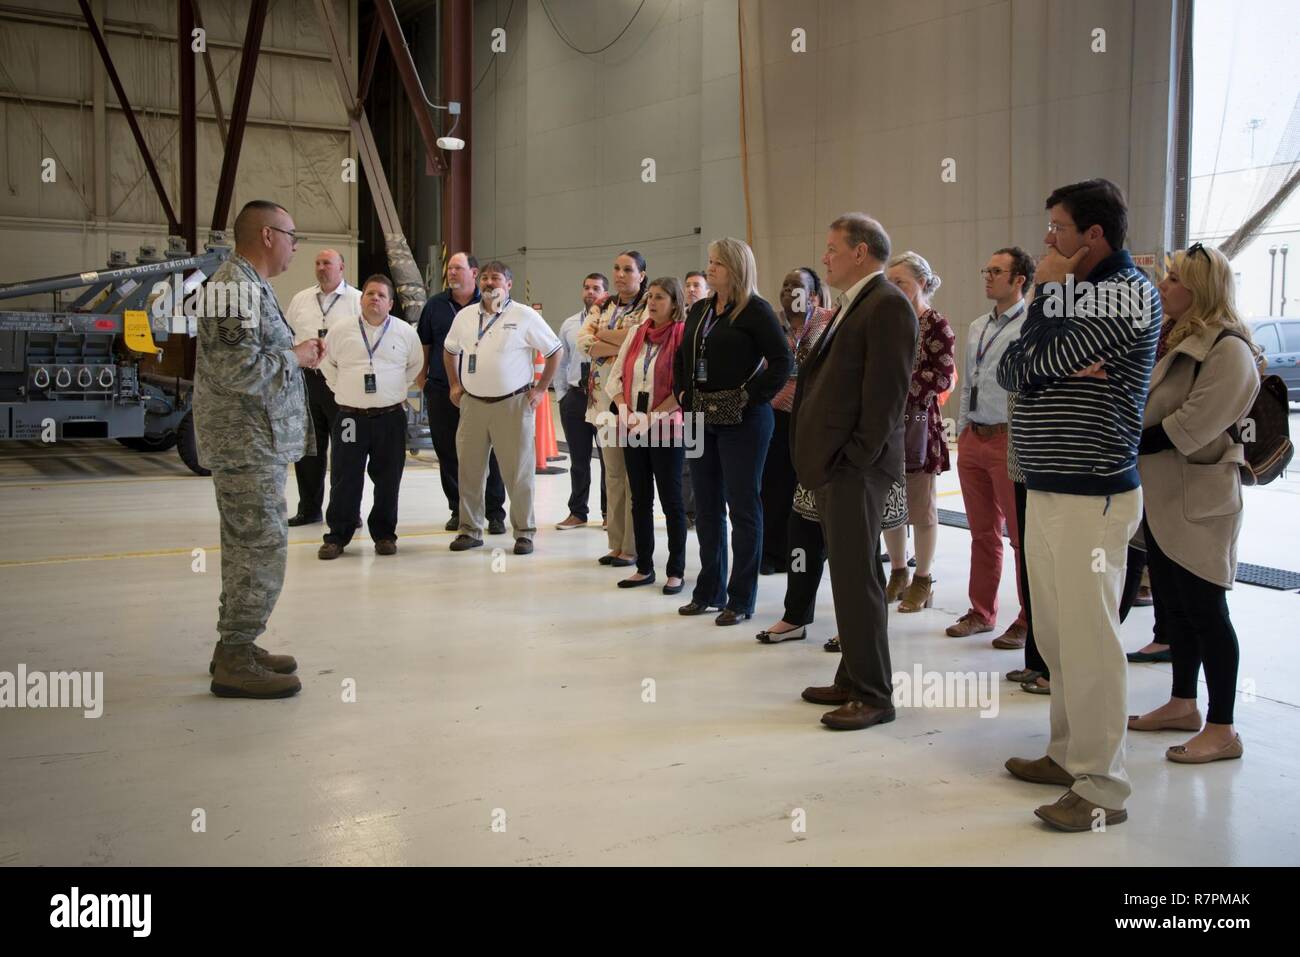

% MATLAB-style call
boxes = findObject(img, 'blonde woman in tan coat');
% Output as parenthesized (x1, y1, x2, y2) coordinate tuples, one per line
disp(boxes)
(1127, 244, 1260, 765)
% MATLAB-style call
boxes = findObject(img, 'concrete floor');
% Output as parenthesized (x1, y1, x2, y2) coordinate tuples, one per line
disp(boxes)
(2, 415, 1298, 866)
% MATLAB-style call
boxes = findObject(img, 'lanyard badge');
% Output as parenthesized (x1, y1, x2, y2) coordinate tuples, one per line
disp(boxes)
(359, 317, 391, 394)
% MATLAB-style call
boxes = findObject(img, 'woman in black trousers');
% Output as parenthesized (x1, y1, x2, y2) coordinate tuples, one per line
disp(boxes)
(607, 277, 689, 594)
(673, 238, 793, 626)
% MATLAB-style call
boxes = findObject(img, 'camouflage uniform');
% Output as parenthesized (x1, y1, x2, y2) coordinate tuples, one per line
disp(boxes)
(193, 253, 314, 646)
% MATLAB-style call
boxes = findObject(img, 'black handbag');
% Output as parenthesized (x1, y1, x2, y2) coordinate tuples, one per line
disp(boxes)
(691, 360, 764, 426)
(903, 407, 929, 472)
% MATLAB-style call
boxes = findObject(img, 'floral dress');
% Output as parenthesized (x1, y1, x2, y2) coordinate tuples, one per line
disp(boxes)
(907, 308, 957, 475)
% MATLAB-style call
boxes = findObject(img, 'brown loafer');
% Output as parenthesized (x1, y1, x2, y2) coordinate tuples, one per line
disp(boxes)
(1005, 754, 1074, 786)
(1034, 791, 1127, 832)
(946, 612, 993, 638)
(821, 700, 896, 731)
(1006, 668, 1042, 683)
(992, 622, 1028, 649)
(375, 539, 397, 555)
(1166, 734, 1243, 764)
(317, 542, 344, 560)
(555, 515, 587, 530)
(801, 683, 852, 705)
(715, 609, 751, 626)
(1128, 710, 1203, 732)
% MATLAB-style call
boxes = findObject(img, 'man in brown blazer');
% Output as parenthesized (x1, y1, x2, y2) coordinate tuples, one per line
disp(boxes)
(790, 213, 918, 730)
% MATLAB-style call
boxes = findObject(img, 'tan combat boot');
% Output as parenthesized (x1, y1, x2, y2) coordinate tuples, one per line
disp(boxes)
(210, 642, 302, 699)
(208, 641, 297, 676)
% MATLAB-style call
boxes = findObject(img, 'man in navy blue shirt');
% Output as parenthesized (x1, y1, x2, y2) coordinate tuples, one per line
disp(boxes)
(416, 252, 506, 533)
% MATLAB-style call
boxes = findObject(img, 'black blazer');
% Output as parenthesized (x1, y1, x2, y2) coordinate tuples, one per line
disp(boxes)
(790, 274, 918, 490)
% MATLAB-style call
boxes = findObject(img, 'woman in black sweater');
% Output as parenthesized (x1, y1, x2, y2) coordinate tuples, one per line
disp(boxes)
(673, 237, 793, 625)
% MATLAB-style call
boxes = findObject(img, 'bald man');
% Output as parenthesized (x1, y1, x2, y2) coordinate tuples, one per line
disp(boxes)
(194, 199, 321, 699)
(285, 248, 363, 525)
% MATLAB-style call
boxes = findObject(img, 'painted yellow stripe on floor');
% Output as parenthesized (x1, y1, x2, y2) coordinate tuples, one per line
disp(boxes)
(0, 527, 457, 568)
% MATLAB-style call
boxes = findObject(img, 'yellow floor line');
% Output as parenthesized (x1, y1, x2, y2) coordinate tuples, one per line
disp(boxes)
(0, 526, 457, 568)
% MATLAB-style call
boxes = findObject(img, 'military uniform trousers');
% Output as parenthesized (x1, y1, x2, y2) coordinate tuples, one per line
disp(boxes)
(213, 464, 290, 646)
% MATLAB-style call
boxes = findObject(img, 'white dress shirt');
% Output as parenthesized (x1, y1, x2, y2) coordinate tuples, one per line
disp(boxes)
(958, 299, 1026, 433)
(284, 280, 362, 345)
(818, 270, 883, 354)
(443, 299, 561, 399)
(321, 314, 423, 407)
(555, 310, 587, 401)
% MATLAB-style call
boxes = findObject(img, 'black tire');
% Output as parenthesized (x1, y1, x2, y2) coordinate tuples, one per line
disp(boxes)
(117, 432, 178, 452)
(177, 411, 211, 476)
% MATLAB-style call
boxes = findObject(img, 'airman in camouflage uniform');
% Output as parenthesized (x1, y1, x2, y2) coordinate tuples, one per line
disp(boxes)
(194, 200, 325, 699)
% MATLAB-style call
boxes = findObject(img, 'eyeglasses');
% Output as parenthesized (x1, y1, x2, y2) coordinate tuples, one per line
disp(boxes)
(1046, 222, 1073, 235)
(266, 225, 300, 247)
(980, 267, 1007, 279)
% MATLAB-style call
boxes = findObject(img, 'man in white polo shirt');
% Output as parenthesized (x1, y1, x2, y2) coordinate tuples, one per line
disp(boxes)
(284, 248, 363, 526)
(443, 260, 561, 555)
(317, 274, 422, 559)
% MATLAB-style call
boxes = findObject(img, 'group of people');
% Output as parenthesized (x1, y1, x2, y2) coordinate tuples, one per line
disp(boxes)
(194, 179, 1264, 832)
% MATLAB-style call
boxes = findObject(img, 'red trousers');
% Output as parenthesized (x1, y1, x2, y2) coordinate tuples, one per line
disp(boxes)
(956, 428, 1026, 626)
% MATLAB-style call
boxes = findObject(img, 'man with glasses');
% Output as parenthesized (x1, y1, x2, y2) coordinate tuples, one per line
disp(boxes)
(195, 199, 323, 700)
(284, 249, 362, 527)
(997, 179, 1160, 831)
(946, 247, 1034, 648)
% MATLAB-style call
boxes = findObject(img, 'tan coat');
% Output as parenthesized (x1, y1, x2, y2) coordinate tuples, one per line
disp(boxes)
(1138, 324, 1259, 588)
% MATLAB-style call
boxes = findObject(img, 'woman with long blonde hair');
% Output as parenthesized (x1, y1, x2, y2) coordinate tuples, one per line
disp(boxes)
(1126, 243, 1260, 765)
(672, 237, 793, 626)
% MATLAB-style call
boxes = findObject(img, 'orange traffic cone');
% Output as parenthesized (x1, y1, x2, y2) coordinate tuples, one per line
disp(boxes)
(534, 350, 564, 474)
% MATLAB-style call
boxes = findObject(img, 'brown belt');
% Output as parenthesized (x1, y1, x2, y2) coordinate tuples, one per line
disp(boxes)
(466, 383, 532, 404)
(337, 403, 404, 417)
(971, 422, 1008, 437)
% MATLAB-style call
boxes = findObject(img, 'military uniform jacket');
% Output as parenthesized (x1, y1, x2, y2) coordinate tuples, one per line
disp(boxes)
(193, 253, 314, 470)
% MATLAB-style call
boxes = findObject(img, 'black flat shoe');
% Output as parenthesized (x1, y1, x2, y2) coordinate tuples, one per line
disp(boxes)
(1127, 648, 1172, 663)
(662, 580, 684, 595)
(618, 572, 656, 588)
(287, 512, 322, 527)
(755, 624, 806, 644)
(609, 557, 636, 567)
(678, 601, 718, 616)
(488, 519, 507, 535)
(598, 554, 616, 565)
(444, 515, 459, 531)
(715, 609, 751, 626)
(824, 636, 841, 653)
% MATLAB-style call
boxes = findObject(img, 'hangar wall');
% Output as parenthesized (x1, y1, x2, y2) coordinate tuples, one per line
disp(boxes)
(0, 0, 361, 306)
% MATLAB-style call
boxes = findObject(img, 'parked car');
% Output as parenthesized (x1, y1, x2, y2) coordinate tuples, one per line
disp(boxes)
(1247, 317, 1300, 402)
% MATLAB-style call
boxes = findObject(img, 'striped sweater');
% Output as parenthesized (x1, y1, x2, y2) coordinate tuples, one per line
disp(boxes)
(996, 249, 1160, 495)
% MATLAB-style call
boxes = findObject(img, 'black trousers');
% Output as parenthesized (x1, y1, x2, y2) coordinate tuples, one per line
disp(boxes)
(816, 465, 893, 710)
(783, 510, 826, 625)
(558, 388, 605, 521)
(293, 369, 338, 517)
(760, 408, 797, 569)
(624, 443, 687, 577)
(1014, 481, 1046, 676)
(324, 408, 407, 546)
(1144, 519, 1240, 724)
(425, 383, 505, 521)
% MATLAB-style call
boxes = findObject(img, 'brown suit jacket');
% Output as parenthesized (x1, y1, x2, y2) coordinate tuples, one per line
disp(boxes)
(790, 274, 918, 490)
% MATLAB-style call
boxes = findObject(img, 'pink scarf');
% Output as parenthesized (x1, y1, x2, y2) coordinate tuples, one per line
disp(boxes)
(621, 317, 684, 413)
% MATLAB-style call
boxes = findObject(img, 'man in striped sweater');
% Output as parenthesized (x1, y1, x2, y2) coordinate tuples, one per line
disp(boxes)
(996, 179, 1161, 832)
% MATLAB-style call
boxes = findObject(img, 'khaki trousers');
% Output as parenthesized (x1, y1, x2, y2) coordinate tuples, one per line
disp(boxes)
(597, 437, 636, 555)
(1026, 487, 1141, 810)
(456, 393, 536, 539)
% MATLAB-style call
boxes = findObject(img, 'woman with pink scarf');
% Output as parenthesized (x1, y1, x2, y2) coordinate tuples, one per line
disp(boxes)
(606, 277, 689, 594)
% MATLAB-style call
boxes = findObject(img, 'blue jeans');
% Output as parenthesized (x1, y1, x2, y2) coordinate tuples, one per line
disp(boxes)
(688, 402, 773, 614)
